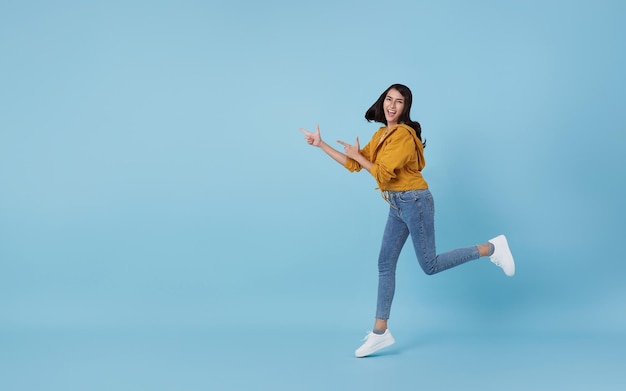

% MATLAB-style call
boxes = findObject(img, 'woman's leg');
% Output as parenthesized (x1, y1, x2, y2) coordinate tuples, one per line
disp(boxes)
(375, 205, 410, 323)
(404, 190, 480, 275)
(355, 206, 407, 358)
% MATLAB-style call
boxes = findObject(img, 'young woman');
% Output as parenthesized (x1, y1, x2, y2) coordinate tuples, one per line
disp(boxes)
(299, 84, 515, 358)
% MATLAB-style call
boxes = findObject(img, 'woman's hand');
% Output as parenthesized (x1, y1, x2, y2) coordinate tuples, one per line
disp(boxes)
(298, 126, 368, 169)
(337, 137, 372, 172)
(299, 124, 322, 147)
(337, 137, 360, 160)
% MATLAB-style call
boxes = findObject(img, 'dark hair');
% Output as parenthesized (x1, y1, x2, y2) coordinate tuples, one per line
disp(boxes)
(365, 83, 425, 147)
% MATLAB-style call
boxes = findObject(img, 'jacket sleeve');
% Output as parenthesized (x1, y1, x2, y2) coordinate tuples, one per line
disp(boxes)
(369, 129, 416, 188)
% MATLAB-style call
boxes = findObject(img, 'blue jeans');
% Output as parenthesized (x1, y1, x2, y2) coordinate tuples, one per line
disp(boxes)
(376, 189, 480, 320)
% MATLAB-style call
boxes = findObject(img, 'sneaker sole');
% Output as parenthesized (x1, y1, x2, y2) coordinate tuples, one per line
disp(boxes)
(355, 338, 395, 358)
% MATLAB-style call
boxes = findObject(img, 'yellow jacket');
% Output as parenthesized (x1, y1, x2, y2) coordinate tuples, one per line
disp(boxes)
(344, 124, 428, 191)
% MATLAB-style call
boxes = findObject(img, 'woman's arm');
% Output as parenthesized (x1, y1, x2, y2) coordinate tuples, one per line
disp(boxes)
(337, 137, 373, 173)
(299, 125, 374, 171)
(319, 140, 349, 166)
(299, 125, 349, 166)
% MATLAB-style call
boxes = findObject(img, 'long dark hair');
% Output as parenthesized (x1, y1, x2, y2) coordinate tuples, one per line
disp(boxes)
(365, 83, 425, 147)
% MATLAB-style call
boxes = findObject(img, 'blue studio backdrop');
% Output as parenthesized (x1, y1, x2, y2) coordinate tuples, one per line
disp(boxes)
(1, 0, 625, 390)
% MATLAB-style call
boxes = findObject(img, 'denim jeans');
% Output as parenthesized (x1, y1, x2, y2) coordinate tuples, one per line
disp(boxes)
(376, 189, 480, 320)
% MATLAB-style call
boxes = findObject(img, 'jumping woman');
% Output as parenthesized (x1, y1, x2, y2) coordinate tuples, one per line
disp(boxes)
(299, 83, 515, 358)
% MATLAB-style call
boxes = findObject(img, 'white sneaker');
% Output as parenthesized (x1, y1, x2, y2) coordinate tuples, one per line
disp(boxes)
(488, 234, 515, 277)
(355, 329, 395, 358)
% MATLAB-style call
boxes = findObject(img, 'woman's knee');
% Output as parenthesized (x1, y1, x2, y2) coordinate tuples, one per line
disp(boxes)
(418, 257, 438, 275)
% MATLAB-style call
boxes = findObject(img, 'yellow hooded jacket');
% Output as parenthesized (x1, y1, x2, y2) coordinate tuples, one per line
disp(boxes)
(344, 124, 428, 191)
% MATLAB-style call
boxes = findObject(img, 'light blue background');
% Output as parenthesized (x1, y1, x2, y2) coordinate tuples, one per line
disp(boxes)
(1, 0, 625, 390)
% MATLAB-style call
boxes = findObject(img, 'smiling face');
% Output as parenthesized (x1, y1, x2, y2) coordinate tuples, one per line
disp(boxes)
(383, 88, 405, 127)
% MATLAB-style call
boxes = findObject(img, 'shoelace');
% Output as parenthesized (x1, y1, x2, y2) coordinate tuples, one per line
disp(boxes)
(361, 331, 373, 341)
